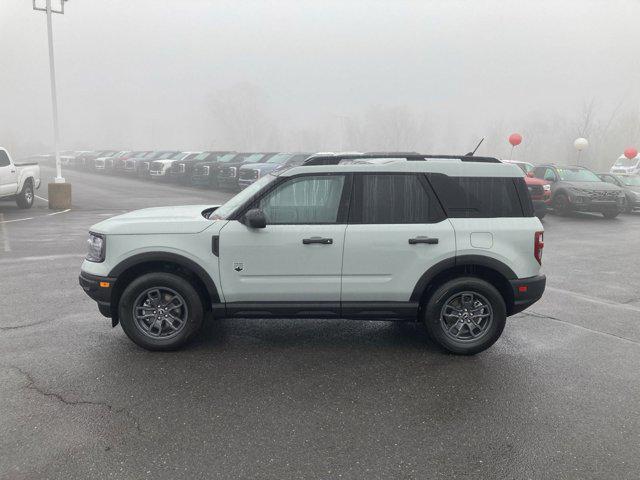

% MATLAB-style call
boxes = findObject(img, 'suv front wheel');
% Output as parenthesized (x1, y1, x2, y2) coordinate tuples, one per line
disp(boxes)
(118, 272, 204, 351)
(423, 277, 506, 355)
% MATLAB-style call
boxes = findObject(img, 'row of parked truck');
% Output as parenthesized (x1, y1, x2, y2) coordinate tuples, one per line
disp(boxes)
(57, 150, 311, 190)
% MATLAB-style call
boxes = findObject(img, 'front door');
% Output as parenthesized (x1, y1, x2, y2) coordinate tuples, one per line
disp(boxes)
(218, 174, 349, 313)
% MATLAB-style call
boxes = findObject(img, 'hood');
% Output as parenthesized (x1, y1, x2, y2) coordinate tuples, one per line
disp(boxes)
(564, 181, 621, 192)
(524, 176, 548, 186)
(240, 162, 276, 173)
(90, 205, 220, 235)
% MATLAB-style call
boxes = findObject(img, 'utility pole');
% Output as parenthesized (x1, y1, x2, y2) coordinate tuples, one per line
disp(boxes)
(32, 0, 72, 208)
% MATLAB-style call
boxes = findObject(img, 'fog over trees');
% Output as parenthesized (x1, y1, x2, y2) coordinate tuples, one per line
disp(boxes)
(1, 0, 639, 170)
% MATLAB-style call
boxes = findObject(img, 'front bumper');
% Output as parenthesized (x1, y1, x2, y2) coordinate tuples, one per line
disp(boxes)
(79, 271, 116, 318)
(509, 274, 546, 315)
(572, 200, 621, 213)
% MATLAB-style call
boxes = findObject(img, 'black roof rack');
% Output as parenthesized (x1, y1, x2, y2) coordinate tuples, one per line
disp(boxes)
(303, 153, 501, 166)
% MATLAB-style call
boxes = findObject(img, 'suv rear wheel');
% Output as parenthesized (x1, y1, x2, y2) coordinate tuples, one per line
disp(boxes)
(423, 277, 506, 355)
(118, 272, 204, 351)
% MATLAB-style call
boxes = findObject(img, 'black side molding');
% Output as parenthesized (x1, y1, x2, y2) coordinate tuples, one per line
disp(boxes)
(212, 235, 219, 256)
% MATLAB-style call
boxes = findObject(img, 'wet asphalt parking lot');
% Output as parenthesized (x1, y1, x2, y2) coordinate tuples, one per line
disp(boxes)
(1, 165, 639, 479)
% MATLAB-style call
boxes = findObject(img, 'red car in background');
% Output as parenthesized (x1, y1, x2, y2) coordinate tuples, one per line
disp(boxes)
(502, 159, 551, 218)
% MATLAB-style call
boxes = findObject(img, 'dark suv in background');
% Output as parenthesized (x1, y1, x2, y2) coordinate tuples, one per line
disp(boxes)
(217, 152, 277, 190)
(190, 152, 236, 188)
(532, 164, 625, 218)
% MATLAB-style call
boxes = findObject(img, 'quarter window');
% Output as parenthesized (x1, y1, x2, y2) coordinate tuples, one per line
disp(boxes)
(349, 173, 443, 224)
(428, 174, 528, 218)
(258, 175, 346, 224)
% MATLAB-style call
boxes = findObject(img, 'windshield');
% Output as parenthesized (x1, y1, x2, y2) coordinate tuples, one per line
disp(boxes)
(615, 157, 639, 167)
(211, 174, 278, 220)
(557, 168, 601, 182)
(242, 153, 265, 164)
(620, 175, 640, 186)
(193, 151, 211, 161)
(266, 153, 292, 164)
(217, 153, 239, 163)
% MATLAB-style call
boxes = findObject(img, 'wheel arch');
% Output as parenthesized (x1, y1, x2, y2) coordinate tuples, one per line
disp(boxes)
(108, 252, 220, 326)
(411, 256, 517, 316)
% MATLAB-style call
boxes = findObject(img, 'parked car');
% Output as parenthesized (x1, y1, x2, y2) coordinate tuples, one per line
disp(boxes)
(237, 153, 311, 189)
(79, 152, 545, 355)
(83, 150, 118, 171)
(598, 173, 640, 213)
(610, 155, 640, 175)
(217, 153, 276, 190)
(0, 147, 41, 209)
(166, 151, 227, 185)
(532, 164, 625, 218)
(93, 151, 133, 173)
(149, 152, 198, 180)
(111, 151, 151, 174)
(502, 159, 551, 219)
(132, 151, 178, 178)
(190, 152, 238, 188)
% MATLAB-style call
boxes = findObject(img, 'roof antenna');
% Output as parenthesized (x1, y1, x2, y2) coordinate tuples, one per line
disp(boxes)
(465, 137, 485, 156)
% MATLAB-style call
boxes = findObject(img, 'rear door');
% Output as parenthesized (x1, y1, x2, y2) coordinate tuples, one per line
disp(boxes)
(341, 173, 456, 311)
(0, 150, 18, 196)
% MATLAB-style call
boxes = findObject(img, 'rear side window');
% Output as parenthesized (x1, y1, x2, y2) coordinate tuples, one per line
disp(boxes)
(349, 173, 445, 224)
(0, 151, 10, 167)
(428, 174, 531, 218)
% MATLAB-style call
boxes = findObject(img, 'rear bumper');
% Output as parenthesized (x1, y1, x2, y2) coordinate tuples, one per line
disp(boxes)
(509, 274, 546, 315)
(79, 271, 116, 317)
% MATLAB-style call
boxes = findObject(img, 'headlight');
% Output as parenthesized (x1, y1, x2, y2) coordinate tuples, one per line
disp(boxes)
(86, 232, 105, 263)
(543, 184, 551, 191)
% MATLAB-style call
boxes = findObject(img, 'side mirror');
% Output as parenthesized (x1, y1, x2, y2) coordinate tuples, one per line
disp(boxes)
(526, 171, 535, 178)
(244, 208, 267, 229)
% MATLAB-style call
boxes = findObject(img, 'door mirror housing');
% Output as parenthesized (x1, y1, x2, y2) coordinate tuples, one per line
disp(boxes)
(526, 171, 535, 178)
(244, 209, 267, 229)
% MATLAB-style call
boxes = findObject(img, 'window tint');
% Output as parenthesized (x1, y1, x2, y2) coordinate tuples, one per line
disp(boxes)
(543, 168, 556, 182)
(349, 173, 443, 224)
(0, 151, 10, 167)
(428, 174, 528, 218)
(258, 175, 346, 224)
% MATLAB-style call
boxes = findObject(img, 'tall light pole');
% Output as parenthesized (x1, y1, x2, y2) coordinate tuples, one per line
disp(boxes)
(33, 0, 72, 208)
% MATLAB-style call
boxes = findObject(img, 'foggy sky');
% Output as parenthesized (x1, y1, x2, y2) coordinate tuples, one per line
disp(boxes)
(1, 0, 640, 161)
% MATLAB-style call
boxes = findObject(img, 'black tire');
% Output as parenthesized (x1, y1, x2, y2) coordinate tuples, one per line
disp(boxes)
(602, 209, 620, 219)
(552, 193, 570, 216)
(16, 180, 34, 209)
(118, 272, 203, 351)
(423, 277, 506, 355)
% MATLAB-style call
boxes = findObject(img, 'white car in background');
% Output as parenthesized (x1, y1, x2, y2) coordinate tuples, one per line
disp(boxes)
(610, 155, 640, 175)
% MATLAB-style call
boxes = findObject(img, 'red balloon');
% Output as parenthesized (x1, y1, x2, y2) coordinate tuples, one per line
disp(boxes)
(624, 147, 637, 159)
(509, 133, 522, 146)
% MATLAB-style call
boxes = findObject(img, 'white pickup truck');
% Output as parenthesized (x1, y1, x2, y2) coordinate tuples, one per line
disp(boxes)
(0, 147, 41, 209)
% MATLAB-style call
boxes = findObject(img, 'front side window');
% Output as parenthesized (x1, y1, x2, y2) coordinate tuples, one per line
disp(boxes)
(212, 174, 278, 220)
(349, 173, 443, 224)
(621, 175, 640, 186)
(543, 168, 556, 182)
(0, 151, 10, 167)
(258, 175, 346, 224)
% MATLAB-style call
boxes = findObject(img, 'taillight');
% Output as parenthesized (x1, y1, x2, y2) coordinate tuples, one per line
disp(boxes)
(534, 231, 544, 265)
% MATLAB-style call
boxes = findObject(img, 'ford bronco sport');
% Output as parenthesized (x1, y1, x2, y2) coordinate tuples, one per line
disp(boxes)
(79, 153, 546, 355)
